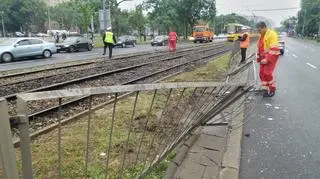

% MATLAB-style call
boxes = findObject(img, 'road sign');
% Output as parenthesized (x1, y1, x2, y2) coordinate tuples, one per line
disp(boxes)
(99, 9, 111, 31)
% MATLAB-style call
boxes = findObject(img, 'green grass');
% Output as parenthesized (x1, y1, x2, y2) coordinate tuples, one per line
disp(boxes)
(167, 53, 231, 82)
(18, 52, 231, 178)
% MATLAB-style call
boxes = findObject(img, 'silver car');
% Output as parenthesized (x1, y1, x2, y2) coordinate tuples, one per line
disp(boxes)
(0, 38, 57, 63)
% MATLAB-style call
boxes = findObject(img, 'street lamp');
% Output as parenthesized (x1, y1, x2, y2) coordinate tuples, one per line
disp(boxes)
(0, 11, 5, 38)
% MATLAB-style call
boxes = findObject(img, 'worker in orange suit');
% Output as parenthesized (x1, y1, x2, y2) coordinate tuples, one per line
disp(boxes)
(238, 27, 250, 64)
(256, 21, 280, 97)
(168, 30, 178, 52)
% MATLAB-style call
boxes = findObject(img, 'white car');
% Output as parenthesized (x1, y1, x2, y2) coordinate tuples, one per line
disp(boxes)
(36, 33, 49, 37)
(0, 38, 57, 63)
(278, 35, 285, 55)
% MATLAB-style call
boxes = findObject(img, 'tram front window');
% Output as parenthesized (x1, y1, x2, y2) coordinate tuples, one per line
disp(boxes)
(227, 25, 236, 34)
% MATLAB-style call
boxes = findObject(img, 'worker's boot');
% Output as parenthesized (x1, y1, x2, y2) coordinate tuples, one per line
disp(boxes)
(263, 86, 276, 97)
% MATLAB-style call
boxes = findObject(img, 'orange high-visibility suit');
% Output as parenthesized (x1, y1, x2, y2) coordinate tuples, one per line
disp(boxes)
(257, 29, 280, 93)
(169, 31, 177, 52)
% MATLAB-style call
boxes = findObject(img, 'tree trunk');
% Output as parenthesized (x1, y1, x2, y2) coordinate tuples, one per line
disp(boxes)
(185, 23, 188, 39)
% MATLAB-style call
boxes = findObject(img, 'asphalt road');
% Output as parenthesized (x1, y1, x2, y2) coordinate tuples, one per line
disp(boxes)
(0, 41, 216, 72)
(240, 38, 320, 178)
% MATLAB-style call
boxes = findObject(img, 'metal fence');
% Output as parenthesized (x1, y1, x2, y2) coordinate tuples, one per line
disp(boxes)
(0, 81, 253, 179)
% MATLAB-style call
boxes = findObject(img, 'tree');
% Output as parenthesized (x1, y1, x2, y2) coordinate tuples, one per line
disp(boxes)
(296, 0, 320, 37)
(145, 0, 216, 38)
(281, 16, 297, 33)
(129, 6, 146, 39)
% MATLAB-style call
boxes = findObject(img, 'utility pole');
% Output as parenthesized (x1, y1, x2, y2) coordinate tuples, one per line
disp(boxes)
(47, 7, 51, 31)
(0, 11, 5, 38)
(302, 8, 307, 38)
(91, 15, 94, 33)
(102, 0, 107, 30)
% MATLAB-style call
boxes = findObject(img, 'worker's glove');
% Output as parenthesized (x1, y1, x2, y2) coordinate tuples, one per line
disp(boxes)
(260, 59, 268, 64)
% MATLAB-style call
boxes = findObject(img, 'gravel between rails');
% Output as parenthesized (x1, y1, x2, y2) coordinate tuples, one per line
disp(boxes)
(10, 46, 231, 138)
(0, 45, 224, 97)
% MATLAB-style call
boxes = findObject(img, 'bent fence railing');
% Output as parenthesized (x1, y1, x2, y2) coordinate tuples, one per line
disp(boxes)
(0, 82, 253, 179)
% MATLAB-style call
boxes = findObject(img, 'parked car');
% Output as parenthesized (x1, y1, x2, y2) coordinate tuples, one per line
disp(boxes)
(35, 33, 49, 37)
(115, 35, 137, 48)
(56, 37, 93, 53)
(15, 32, 25, 37)
(151, 35, 168, 46)
(0, 38, 57, 63)
(278, 34, 285, 55)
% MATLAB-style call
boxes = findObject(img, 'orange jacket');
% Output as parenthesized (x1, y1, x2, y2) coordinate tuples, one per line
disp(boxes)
(257, 29, 280, 63)
(239, 32, 250, 48)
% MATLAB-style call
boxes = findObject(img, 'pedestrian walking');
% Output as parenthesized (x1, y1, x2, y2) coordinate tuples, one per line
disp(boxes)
(55, 32, 60, 43)
(168, 29, 177, 52)
(256, 21, 280, 97)
(238, 27, 250, 64)
(62, 33, 67, 41)
(102, 27, 117, 59)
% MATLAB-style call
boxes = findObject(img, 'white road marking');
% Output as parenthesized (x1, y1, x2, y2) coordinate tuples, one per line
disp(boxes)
(274, 106, 280, 109)
(306, 62, 317, 69)
(286, 50, 289, 52)
(268, 118, 274, 121)
(292, 54, 298, 58)
(265, 103, 272, 107)
(310, 48, 315, 51)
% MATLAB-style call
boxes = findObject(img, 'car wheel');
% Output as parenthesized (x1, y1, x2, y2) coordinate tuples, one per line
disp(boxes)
(68, 46, 76, 53)
(43, 50, 52, 58)
(122, 43, 126, 48)
(161, 42, 164, 46)
(1, 53, 13, 63)
(133, 42, 136, 47)
(88, 44, 93, 51)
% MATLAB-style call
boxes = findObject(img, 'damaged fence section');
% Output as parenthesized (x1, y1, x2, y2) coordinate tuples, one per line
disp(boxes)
(1, 82, 253, 179)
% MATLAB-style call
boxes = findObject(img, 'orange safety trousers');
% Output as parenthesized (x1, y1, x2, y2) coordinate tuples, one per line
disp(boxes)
(259, 58, 278, 92)
(169, 39, 176, 52)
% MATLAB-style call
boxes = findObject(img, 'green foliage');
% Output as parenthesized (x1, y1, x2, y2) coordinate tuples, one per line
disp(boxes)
(214, 13, 254, 34)
(144, 0, 216, 38)
(1, 0, 48, 32)
(296, 0, 320, 36)
(281, 16, 297, 33)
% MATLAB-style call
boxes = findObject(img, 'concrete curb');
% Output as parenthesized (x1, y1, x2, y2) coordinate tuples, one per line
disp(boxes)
(220, 46, 256, 179)
(219, 108, 244, 179)
(164, 128, 202, 179)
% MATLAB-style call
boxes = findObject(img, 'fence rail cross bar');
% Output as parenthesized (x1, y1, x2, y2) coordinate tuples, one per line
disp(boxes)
(17, 82, 247, 101)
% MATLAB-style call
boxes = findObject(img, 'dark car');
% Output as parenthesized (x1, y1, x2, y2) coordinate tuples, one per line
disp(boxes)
(115, 35, 137, 48)
(56, 37, 93, 53)
(151, 35, 168, 46)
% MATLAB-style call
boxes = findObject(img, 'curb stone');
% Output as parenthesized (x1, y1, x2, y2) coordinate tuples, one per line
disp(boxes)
(164, 128, 201, 179)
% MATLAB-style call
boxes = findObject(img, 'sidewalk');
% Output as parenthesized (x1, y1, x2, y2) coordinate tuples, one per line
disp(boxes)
(165, 45, 256, 179)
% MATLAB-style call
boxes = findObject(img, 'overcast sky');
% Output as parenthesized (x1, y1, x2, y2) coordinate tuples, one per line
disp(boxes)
(119, 0, 301, 26)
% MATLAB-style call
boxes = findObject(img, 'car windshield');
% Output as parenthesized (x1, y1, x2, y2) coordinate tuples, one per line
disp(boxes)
(118, 36, 128, 40)
(0, 39, 16, 46)
(155, 36, 163, 41)
(193, 26, 205, 32)
(63, 37, 77, 42)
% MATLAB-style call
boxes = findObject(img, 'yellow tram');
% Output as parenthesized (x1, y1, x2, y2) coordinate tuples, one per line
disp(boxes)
(226, 23, 257, 42)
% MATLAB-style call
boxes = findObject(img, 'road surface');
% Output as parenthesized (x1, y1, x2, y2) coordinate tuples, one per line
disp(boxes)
(240, 38, 320, 178)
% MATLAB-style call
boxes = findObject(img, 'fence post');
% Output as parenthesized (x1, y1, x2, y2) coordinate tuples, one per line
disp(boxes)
(16, 97, 33, 179)
(0, 98, 19, 179)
